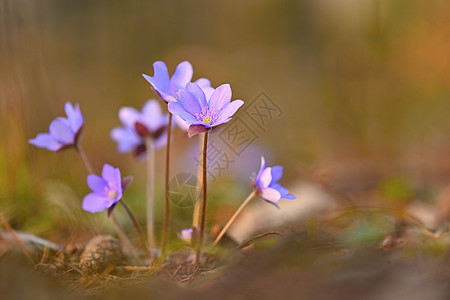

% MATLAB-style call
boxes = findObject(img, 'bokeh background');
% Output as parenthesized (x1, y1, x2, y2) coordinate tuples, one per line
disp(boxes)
(1, 0, 449, 244)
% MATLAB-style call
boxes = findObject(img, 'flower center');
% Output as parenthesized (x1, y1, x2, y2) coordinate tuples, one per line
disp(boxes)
(196, 106, 218, 125)
(108, 190, 117, 199)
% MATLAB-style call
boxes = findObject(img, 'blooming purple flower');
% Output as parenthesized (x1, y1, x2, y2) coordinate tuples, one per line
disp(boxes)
(111, 99, 169, 157)
(178, 228, 193, 243)
(168, 83, 244, 137)
(142, 61, 214, 103)
(29, 102, 83, 151)
(254, 156, 296, 205)
(83, 164, 123, 213)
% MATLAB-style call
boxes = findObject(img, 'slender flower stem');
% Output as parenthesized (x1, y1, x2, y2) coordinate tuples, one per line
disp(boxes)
(161, 114, 172, 258)
(74, 143, 139, 262)
(145, 138, 156, 251)
(195, 131, 208, 264)
(75, 144, 95, 174)
(213, 190, 257, 247)
(110, 212, 139, 264)
(120, 200, 152, 263)
(192, 133, 204, 228)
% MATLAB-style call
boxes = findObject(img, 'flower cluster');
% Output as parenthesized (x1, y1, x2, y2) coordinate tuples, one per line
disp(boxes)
(29, 59, 296, 259)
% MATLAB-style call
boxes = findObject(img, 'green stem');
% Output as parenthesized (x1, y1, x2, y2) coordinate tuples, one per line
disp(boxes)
(213, 190, 257, 247)
(161, 114, 173, 258)
(195, 131, 208, 264)
(145, 138, 156, 251)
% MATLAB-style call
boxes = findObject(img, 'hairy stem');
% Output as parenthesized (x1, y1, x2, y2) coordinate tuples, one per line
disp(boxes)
(195, 131, 208, 264)
(145, 138, 156, 251)
(120, 200, 152, 263)
(161, 114, 172, 258)
(192, 133, 205, 228)
(213, 190, 257, 247)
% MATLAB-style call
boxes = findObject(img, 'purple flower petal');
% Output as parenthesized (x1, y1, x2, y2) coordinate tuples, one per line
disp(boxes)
(260, 187, 282, 204)
(142, 61, 170, 93)
(168, 90, 202, 124)
(194, 78, 210, 87)
(179, 228, 193, 243)
(215, 100, 244, 125)
(82, 193, 114, 213)
(271, 166, 283, 182)
(158, 91, 177, 103)
(64, 102, 83, 133)
(168, 102, 199, 124)
(142, 100, 163, 131)
(186, 82, 208, 108)
(283, 194, 296, 200)
(256, 156, 266, 182)
(170, 61, 193, 91)
(209, 84, 231, 110)
(87, 174, 108, 194)
(29, 133, 63, 151)
(259, 167, 272, 189)
(110, 127, 141, 153)
(119, 107, 140, 129)
(195, 78, 215, 101)
(102, 164, 122, 193)
(270, 182, 288, 196)
(49, 119, 74, 144)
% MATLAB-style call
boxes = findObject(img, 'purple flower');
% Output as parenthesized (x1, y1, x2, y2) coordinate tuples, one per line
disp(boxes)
(142, 61, 214, 103)
(178, 228, 193, 243)
(82, 164, 123, 213)
(254, 156, 296, 205)
(29, 102, 83, 151)
(168, 83, 244, 137)
(111, 99, 169, 157)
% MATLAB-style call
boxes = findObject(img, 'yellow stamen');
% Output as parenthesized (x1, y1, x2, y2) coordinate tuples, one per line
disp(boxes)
(108, 190, 117, 199)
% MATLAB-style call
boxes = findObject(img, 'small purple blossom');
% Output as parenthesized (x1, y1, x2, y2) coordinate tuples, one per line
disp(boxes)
(82, 164, 123, 213)
(254, 156, 296, 205)
(29, 102, 83, 151)
(168, 83, 244, 137)
(142, 61, 214, 103)
(111, 99, 169, 157)
(178, 228, 193, 243)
